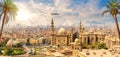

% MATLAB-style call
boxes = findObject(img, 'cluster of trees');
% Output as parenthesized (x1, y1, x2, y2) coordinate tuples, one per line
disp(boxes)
(3, 47, 25, 56)
(82, 42, 108, 49)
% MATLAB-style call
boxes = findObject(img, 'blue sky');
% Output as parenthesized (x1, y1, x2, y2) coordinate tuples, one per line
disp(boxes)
(4, 0, 120, 27)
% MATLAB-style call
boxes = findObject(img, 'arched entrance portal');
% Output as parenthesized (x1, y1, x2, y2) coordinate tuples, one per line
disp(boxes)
(87, 37, 90, 44)
(73, 32, 79, 42)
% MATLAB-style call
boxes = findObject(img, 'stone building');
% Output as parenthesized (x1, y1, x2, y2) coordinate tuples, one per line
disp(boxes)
(79, 21, 105, 45)
(105, 34, 120, 48)
(71, 38, 82, 51)
(50, 19, 105, 49)
(50, 19, 73, 46)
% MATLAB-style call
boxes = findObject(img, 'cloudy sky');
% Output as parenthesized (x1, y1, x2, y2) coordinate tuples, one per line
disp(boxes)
(3, 0, 120, 27)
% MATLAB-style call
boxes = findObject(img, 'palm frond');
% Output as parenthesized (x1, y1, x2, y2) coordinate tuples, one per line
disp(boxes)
(0, 11, 4, 21)
(118, 5, 120, 9)
(106, 4, 112, 9)
(116, 1, 120, 5)
(0, 2, 4, 9)
(102, 10, 111, 16)
(9, 5, 18, 20)
(117, 11, 120, 14)
(104, 0, 120, 16)
(5, 0, 18, 21)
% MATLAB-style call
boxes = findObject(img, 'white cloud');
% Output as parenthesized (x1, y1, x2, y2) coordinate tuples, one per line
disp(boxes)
(6, 0, 119, 28)
(11, 0, 73, 27)
(54, 0, 70, 8)
(62, 19, 73, 26)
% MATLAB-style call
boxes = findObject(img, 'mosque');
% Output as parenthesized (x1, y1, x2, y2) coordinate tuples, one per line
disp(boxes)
(50, 19, 105, 51)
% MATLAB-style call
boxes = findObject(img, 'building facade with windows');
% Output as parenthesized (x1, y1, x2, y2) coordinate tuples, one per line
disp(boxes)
(50, 19, 105, 51)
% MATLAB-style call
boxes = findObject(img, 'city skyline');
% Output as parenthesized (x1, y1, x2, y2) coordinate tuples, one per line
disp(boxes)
(0, 0, 120, 57)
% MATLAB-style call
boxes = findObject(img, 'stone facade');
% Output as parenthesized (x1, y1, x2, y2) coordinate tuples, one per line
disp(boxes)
(80, 34, 105, 45)
(50, 19, 73, 46)
(50, 19, 105, 51)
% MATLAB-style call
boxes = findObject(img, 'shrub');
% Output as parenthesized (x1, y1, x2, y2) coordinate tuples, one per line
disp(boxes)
(3, 47, 13, 56)
(98, 43, 106, 49)
(3, 47, 25, 56)
(82, 43, 87, 49)
(12, 48, 25, 55)
(90, 44, 96, 49)
(0, 38, 9, 47)
(13, 43, 23, 48)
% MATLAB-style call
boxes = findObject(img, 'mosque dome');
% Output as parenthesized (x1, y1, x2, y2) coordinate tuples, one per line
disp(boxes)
(75, 38, 79, 45)
(89, 29, 94, 34)
(75, 38, 79, 42)
(57, 27, 66, 35)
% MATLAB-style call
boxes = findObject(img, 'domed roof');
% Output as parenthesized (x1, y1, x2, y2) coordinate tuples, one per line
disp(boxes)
(89, 29, 94, 34)
(75, 38, 79, 42)
(57, 27, 66, 35)
(75, 38, 79, 45)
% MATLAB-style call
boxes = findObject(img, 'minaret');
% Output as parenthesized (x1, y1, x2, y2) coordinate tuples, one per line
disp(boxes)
(51, 18, 54, 35)
(71, 26, 74, 41)
(71, 26, 74, 34)
(79, 21, 84, 35)
(79, 21, 84, 51)
(68, 26, 74, 45)
(51, 19, 55, 45)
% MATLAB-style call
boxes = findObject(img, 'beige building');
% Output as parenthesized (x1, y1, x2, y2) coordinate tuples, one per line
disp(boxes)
(50, 19, 105, 50)
(105, 34, 120, 48)
(50, 19, 73, 46)
(79, 21, 105, 45)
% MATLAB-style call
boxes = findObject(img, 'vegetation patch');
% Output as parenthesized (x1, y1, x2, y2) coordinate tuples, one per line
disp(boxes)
(3, 47, 25, 56)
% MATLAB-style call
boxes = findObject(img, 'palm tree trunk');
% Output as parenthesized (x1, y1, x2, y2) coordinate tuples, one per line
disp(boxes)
(113, 15, 120, 40)
(0, 10, 8, 38)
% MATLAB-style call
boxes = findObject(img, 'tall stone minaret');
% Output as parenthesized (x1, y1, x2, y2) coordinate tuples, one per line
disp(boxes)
(51, 19, 54, 35)
(79, 21, 84, 35)
(68, 26, 74, 45)
(70, 26, 74, 42)
(51, 19, 55, 45)
(79, 21, 84, 51)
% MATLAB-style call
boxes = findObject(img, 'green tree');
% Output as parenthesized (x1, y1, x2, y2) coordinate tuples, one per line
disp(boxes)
(0, 0, 18, 38)
(102, 0, 120, 39)
(82, 43, 87, 49)
(98, 43, 106, 49)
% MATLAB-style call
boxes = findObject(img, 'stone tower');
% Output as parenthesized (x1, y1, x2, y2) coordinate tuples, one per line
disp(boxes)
(79, 21, 84, 35)
(68, 26, 74, 45)
(79, 21, 84, 51)
(70, 26, 74, 42)
(51, 19, 55, 45)
(51, 19, 54, 35)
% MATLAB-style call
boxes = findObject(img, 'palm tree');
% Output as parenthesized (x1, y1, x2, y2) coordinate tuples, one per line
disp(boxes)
(0, 0, 18, 38)
(102, 0, 120, 39)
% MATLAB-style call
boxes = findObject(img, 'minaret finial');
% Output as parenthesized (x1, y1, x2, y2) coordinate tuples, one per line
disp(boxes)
(79, 20, 84, 34)
(80, 20, 82, 26)
(51, 18, 54, 24)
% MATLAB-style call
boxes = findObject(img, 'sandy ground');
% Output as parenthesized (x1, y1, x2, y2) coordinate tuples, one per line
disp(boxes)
(79, 49, 120, 57)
